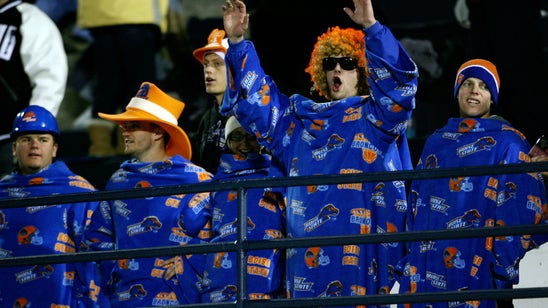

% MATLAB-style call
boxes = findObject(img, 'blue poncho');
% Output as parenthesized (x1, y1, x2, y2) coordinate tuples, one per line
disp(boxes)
(396, 117, 548, 308)
(0, 161, 104, 307)
(222, 20, 419, 302)
(84, 155, 213, 306)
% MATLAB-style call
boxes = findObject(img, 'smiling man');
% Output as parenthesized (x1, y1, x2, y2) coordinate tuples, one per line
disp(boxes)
(397, 59, 548, 308)
(454, 59, 500, 118)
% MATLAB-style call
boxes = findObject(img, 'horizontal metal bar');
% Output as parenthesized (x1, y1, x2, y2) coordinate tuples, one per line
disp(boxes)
(1, 162, 547, 208)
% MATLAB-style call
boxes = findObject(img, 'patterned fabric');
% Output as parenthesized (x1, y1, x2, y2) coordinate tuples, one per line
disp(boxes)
(396, 117, 548, 308)
(221, 21, 419, 304)
(0, 161, 104, 307)
(199, 153, 285, 302)
(84, 155, 212, 306)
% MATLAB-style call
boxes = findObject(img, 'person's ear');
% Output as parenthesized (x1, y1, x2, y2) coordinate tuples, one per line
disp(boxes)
(151, 126, 166, 141)
(52, 143, 59, 158)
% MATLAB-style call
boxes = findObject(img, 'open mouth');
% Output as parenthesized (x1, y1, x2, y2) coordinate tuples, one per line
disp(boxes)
(332, 76, 342, 91)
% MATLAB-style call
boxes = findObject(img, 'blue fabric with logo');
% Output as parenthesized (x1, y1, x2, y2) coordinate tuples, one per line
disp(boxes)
(396, 117, 548, 308)
(221, 21, 419, 302)
(83, 155, 212, 306)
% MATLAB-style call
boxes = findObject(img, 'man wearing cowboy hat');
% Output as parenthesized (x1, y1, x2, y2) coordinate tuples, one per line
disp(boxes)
(83, 82, 213, 306)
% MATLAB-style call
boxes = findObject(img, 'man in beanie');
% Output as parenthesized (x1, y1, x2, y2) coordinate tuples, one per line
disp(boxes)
(223, 0, 418, 301)
(190, 28, 230, 173)
(83, 82, 213, 306)
(396, 59, 547, 307)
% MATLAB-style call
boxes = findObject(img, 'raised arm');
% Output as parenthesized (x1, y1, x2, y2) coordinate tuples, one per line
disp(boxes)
(343, 0, 377, 29)
(222, 0, 249, 44)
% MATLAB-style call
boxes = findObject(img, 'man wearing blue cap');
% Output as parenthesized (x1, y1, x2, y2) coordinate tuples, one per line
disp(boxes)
(395, 59, 548, 307)
(0, 105, 106, 306)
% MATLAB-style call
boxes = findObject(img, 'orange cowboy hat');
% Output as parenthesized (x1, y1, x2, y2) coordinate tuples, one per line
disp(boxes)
(98, 82, 192, 159)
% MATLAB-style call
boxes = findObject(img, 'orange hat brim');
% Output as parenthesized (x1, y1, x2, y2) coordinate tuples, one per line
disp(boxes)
(193, 45, 226, 64)
(98, 108, 192, 160)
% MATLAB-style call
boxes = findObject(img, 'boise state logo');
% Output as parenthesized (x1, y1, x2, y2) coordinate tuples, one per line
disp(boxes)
(458, 118, 476, 133)
(423, 154, 438, 169)
(22, 111, 37, 123)
(208, 284, 237, 302)
(126, 216, 162, 236)
(135, 83, 150, 99)
(135, 181, 151, 188)
(304, 246, 330, 268)
(446, 209, 481, 229)
(118, 284, 147, 301)
(18, 225, 43, 245)
(443, 246, 465, 269)
(319, 280, 343, 297)
(304, 204, 339, 232)
(13, 297, 30, 308)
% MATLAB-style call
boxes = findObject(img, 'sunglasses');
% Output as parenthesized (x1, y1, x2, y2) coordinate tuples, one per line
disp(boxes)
(322, 57, 358, 71)
(228, 132, 256, 142)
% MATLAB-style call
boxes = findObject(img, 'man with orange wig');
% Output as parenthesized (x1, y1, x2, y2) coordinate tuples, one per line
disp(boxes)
(221, 0, 418, 303)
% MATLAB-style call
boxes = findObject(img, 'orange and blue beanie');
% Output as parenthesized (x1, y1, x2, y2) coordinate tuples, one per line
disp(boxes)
(454, 59, 500, 104)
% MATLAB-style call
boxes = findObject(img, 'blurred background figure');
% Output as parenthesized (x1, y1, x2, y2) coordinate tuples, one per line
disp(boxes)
(76, 0, 169, 157)
(0, 0, 68, 177)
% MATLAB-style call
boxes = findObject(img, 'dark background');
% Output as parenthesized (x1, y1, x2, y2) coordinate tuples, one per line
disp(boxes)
(178, 0, 547, 144)
(61, 0, 548, 189)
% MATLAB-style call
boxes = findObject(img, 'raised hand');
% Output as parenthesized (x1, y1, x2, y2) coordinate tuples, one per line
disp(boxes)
(222, 0, 249, 44)
(343, 0, 377, 29)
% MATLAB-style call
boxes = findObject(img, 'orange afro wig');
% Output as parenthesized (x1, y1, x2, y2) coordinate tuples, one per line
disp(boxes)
(305, 26, 370, 100)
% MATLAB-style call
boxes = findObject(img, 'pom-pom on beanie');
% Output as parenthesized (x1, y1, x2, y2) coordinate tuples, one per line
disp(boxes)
(454, 59, 500, 104)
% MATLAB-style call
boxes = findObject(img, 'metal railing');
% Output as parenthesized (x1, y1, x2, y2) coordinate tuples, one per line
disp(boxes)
(1, 161, 548, 307)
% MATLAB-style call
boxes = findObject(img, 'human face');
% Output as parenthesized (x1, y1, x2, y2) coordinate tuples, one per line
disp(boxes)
(324, 56, 359, 100)
(457, 77, 492, 118)
(119, 121, 166, 162)
(203, 52, 227, 106)
(12, 134, 58, 175)
(227, 127, 261, 158)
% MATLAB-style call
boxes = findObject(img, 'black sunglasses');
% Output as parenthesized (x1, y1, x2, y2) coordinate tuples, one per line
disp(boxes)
(322, 57, 358, 71)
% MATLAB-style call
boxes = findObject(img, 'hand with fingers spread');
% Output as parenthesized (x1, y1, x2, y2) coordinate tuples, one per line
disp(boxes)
(343, 0, 377, 28)
(222, 0, 249, 44)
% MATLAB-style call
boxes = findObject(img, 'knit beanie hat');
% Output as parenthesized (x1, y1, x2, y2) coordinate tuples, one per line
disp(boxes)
(454, 59, 500, 104)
